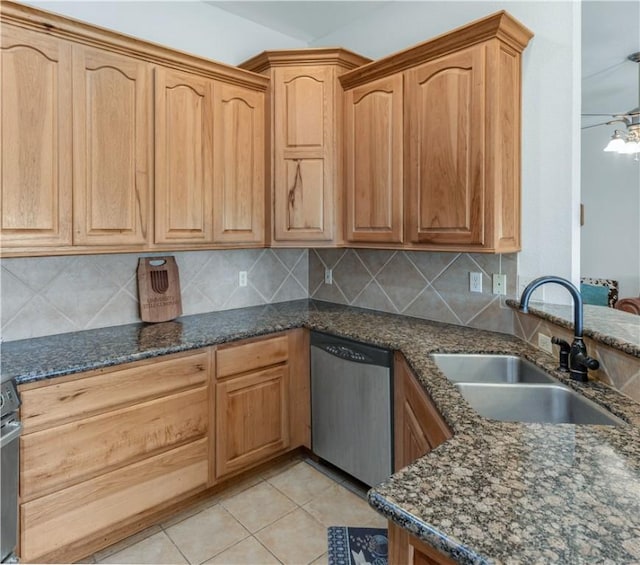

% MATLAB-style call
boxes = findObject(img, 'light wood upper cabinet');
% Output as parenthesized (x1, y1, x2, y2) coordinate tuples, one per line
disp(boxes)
(240, 49, 371, 246)
(0, 25, 72, 248)
(405, 46, 485, 247)
(274, 66, 332, 242)
(154, 67, 214, 244)
(72, 45, 152, 246)
(213, 83, 265, 244)
(340, 11, 533, 253)
(344, 74, 404, 243)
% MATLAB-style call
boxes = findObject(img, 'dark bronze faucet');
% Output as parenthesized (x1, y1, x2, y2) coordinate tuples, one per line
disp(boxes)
(519, 276, 599, 382)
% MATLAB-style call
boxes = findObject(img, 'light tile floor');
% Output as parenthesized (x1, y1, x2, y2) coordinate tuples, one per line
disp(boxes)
(82, 456, 386, 565)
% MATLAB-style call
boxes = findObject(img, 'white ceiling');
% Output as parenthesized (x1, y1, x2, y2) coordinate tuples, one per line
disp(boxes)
(582, 1, 640, 123)
(206, 1, 391, 42)
(209, 1, 639, 122)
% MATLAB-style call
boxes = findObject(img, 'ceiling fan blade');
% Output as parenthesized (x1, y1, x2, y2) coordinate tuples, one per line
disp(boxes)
(581, 121, 613, 130)
(581, 113, 618, 116)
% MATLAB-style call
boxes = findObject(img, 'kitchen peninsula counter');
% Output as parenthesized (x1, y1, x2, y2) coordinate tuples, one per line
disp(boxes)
(3, 300, 640, 564)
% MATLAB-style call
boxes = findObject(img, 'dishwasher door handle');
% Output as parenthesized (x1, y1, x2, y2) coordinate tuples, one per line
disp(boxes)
(0, 421, 22, 448)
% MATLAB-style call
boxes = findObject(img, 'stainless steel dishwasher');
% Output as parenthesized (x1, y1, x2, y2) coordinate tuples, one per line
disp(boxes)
(311, 332, 393, 487)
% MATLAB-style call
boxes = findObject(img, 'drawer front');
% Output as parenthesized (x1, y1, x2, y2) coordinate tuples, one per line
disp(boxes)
(216, 365, 290, 478)
(21, 387, 208, 500)
(20, 349, 210, 433)
(217, 335, 288, 378)
(20, 439, 208, 564)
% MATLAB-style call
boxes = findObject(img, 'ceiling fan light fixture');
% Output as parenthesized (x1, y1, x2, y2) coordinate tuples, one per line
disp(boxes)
(620, 140, 640, 154)
(603, 132, 626, 152)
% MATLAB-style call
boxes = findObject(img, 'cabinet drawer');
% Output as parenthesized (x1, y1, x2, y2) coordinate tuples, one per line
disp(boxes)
(217, 335, 288, 378)
(21, 387, 208, 501)
(20, 438, 208, 564)
(19, 349, 209, 433)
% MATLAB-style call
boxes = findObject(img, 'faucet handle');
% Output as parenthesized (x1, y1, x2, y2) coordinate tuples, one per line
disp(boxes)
(551, 337, 570, 372)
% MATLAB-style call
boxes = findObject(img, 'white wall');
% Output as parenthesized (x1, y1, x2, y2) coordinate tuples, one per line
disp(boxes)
(23, 1, 306, 64)
(311, 1, 582, 305)
(581, 127, 640, 298)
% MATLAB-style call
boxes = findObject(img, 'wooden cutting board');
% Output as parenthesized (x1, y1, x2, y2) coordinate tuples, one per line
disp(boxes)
(137, 257, 182, 322)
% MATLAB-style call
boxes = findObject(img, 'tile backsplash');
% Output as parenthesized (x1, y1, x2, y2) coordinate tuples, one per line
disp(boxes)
(309, 249, 518, 335)
(514, 311, 640, 403)
(0, 249, 308, 341)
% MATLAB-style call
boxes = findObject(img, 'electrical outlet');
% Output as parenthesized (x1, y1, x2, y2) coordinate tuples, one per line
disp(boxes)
(469, 272, 483, 293)
(324, 268, 333, 285)
(538, 333, 553, 354)
(492, 273, 507, 295)
(238, 271, 247, 287)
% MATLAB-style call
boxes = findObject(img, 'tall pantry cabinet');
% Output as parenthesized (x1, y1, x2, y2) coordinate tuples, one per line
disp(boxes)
(240, 49, 371, 246)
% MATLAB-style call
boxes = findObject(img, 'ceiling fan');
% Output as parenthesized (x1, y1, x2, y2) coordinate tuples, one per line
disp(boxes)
(581, 52, 640, 156)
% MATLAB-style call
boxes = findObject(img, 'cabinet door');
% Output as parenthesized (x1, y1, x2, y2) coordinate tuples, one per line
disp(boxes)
(155, 67, 214, 244)
(216, 365, 289, 478)
(213, 83, 265, 244)
(405, 45, 485, 246)
(394, 353, 451, 471)
(0, 25, 72, 248)
(388, 522, 457, 565)
(273, 66, 334, 242)
(345, 74, 403, 243)
(72, 45, 152, 246)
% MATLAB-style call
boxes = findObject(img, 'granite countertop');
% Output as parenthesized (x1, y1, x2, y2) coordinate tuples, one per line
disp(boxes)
(506, 298, 640, 358)
(2, 299, 640, 564)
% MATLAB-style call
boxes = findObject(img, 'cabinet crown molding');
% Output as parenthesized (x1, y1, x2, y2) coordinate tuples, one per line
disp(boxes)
(240, 47, 371, 73)
(0, 0, 269, 90)
(339, 10, 534, 89)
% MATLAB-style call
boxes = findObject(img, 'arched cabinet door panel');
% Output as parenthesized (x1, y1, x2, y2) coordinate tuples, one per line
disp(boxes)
(72, 45, 152, 246)
(345, 74, 404, 243)
(273, 67, 333, 242)
(0, 25, 72, 248)
(154, 67, 214, 244)
(213, 83, 265, 244)
(405, 45, 485, 246)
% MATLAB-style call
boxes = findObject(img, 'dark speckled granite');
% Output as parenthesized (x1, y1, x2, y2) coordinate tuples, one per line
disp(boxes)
(2, 299, 640, 564)
(506, 298, 640, 358)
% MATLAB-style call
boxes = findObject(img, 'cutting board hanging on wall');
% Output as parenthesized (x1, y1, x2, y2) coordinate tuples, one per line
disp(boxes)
(137, 256, 182, 322)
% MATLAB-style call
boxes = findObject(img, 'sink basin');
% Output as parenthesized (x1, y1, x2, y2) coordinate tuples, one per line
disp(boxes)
(454, 383, 625, 426)
(431, 353, 624, 426)
(431, 354, 557, 384)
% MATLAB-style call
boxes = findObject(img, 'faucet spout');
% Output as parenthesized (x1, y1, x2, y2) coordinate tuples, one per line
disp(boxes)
(518, 276, 598, 382)
(519, 276, 583, 337)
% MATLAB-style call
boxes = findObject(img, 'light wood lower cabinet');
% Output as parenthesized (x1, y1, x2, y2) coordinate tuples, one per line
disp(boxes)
(17, 331, 310, 563)
(216, 365, 290, 477)
(214, 330, 310, 480)
(388, 522, 457, 565)
(18, 349, 211, 564)
(394, 352, 452, 471)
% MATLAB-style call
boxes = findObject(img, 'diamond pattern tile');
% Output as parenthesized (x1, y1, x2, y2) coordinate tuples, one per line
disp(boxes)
(332, 250, 371, 302)
(250, 250, 290, 301)
(375, 252, 426, 312)
(1, 249, 308, 342)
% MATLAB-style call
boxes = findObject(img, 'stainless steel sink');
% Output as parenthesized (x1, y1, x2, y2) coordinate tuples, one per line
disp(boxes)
(431, 353, 624, 426)
(431, 354, 557, 384)
(454, 383, 625, 426)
